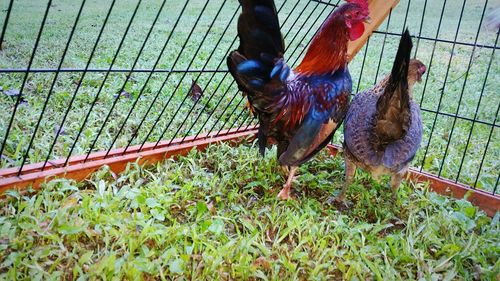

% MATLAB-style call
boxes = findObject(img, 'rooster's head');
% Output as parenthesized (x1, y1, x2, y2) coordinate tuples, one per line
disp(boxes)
(343, 0, 371, 41)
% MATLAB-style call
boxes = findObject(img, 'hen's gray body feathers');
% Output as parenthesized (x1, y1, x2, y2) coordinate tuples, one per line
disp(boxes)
(343, 87, 422, 175)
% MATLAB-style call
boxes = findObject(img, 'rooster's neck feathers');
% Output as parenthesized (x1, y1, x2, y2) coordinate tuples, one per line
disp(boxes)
(295, 13, 349, 76)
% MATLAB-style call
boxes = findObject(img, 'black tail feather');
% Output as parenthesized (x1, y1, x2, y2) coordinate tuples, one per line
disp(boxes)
(373, 29, 413, 148)
(387, 29, 412, 99)
(227, 0, 286, 96)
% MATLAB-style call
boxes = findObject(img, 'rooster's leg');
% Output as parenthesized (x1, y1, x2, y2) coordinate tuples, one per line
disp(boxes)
(278, 166, 298, 200)
(336, 158, 356, 201)
(280, 165, 299, 180)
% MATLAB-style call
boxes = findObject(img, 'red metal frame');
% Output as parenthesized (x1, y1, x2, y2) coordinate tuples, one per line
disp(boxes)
(0, 127, 257, 193)
(326, 144, 499, 217)
(1, 127, 498, 216)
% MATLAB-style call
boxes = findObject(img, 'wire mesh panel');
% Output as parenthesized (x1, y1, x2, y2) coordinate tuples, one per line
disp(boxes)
(0, 0, 498, 194)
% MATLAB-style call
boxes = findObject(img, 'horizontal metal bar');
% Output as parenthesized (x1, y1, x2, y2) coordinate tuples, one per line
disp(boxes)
(310, 0, 338, 7)
(373, 30, 499, 50)
(0, 68, 228, 74)
(420, 107, 500, 128)
(2, 36, 495, 76)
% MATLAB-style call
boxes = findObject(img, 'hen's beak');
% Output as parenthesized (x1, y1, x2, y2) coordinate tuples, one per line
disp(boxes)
(364, 16, 372, 24)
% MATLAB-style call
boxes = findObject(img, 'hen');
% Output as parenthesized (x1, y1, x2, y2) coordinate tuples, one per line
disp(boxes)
(227, 0, 370, 199)
(339, 29, 426, 201)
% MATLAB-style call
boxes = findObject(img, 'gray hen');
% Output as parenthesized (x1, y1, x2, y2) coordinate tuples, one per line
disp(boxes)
(338, 29, 426, 201)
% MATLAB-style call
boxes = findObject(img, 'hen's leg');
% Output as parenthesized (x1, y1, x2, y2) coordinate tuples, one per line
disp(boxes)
(280, 165, 289, 174)
(278, 166, 298, 200)
(336, 158, 356, 201)
(390, 171, 404, 200)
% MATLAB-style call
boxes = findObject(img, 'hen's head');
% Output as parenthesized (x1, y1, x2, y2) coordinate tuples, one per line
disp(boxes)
(408, 59, 426, 86)
(341, 0, 371, 41)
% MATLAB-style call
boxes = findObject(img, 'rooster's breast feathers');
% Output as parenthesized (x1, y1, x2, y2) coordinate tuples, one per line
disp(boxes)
(277, 69, 352, 166)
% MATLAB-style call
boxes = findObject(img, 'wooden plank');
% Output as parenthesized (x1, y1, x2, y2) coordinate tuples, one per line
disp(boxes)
(347, 0, 400, 61)
(0, 128, 258, 193)
(326, 144, 500, 217)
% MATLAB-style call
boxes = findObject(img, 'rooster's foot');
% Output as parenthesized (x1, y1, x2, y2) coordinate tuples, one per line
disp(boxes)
(327, 196, 351, 211)
(277, 186, 292, 200)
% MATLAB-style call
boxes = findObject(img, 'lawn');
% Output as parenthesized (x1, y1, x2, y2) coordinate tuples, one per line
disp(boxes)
(0, 1, 499, 278)
(0, 142, 499, 279)
(0, 0, 498, 191)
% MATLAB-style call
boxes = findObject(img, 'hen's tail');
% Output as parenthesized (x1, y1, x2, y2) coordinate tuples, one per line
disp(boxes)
(372, 29, 413, 149)
(227, 0, 288, 104)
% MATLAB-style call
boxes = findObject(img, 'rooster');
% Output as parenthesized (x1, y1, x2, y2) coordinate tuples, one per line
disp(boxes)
(338, 30, 426, 202)
(227, 0, 371, 199)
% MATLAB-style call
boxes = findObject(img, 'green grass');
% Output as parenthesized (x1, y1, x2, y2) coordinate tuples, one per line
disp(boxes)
(0, 142, 499, 279)
(0, 0, 498, 191)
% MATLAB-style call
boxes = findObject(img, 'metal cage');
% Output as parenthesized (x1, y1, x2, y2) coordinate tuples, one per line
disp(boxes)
(0, 0, 498, 197)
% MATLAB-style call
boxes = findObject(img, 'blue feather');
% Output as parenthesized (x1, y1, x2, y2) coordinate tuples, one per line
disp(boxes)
(249, 78, 265, 88)
(279, 66, 290, 81)
(270, 62, 283, 79)
(237, 60, 265, 75)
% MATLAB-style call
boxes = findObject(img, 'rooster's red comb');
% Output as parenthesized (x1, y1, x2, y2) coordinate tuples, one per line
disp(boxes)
(346, 0, 369, 10)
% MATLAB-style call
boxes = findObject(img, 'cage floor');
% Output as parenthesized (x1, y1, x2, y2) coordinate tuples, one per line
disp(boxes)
(0, 142, 498, 279)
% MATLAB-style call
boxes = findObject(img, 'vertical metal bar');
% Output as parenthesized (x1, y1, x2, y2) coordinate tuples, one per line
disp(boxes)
(97, 0, 171, 157)
(224, 106, 249, 135)
(214, 97, 245, 137)
(18, 0, 87, 175)
(281, 0, 318, 50)
(456, 31, 498, 183)
(0, 0, 14, 50)
(209, 0, 338, 138)
(289, 0, 341, 66)
(417, 0, 448, 171)
(43, 0, 117, 170)
(120, 0, 191, 152)
(280, 0, 304, 38)
(413, 0, 428, 58)
(355, 37, 370, 94)
(473, 101, 499, 188)
(242, 116, 258, 132)
(287, 0, 337, 62)
(203, 89, 242, 137)
(167, 0, 301, 146)
(439, 0, 488, 179)
(133, 1, 215, 151)
(232, 112, 252, 134)
(401, 0, 411, 31)
(421, 0, 467, 174)
(184, 0, 295, 142)
(493, 174, 499, 195)
(162, 1, 299, 145)
(0, 0, 53, 163)
(418, 0, 448, 109)
(144, 0, 229, 150)
(237, 114, 255, 132)
(162, 3, 240, 146)
(373, 9, 392, 84)
(80, 0, 144, 162)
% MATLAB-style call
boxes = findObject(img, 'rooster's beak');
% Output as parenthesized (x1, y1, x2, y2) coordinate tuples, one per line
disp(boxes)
(364, 16, 372, 24)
